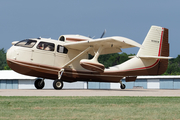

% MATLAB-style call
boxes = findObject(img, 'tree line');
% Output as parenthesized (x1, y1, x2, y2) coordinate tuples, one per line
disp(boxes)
(164, 55, 180, 75)
(0, 48, 10, 70)
(1, 48, 180, 75)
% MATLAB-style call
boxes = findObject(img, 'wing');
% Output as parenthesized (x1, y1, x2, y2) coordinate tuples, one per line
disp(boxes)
(63, 36, 142, 55)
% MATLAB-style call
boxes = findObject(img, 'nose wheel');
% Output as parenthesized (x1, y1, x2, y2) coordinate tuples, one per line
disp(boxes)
(120, 80, 126, 89)
(34, 78, 45, 89)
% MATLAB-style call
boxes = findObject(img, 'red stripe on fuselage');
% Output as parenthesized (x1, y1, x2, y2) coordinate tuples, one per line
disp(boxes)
(119, 27, 164, 72)
(134, 27, 164, 71)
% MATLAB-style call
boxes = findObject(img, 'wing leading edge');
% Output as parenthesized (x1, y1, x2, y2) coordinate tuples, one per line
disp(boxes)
(63, 36, 142, 55)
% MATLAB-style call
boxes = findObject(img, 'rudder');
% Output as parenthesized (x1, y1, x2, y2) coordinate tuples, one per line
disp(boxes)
(157, 28, 169, 74)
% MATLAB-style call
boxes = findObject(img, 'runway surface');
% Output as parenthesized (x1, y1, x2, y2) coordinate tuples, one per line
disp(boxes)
(0, 89, 180, 96)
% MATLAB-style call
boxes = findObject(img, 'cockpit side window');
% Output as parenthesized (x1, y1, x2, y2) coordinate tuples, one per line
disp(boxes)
(57, 45, 68, 54)
(37, 42, 55, 51)
(15, 39, 37, 48)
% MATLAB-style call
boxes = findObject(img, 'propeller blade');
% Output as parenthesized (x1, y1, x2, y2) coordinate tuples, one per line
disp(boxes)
(100, 29, 106, 38)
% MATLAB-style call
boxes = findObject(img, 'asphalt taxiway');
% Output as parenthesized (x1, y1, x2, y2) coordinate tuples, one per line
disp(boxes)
(0, 89, 180, 96)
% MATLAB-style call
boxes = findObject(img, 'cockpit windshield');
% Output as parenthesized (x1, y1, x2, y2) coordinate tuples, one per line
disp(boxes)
(15, 39, 37, 48)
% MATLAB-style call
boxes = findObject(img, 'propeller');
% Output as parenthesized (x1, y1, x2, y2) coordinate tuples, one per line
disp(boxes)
(100, 29, 106, 38)
(88, 29, 106, 39)
(88, 35, 95, 39)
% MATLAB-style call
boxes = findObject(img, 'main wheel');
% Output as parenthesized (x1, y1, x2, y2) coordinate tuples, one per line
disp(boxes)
(120, 84, 126, 89)
(34, 79, 45, 89)
(53, 79, 63, 90)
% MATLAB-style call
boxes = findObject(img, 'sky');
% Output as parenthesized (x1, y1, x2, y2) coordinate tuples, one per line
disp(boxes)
(0, 0, 180, 57)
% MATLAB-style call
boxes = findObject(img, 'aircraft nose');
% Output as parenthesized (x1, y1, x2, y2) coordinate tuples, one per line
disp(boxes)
(6, 49, 11, 59)
(7, 41, 19, 59)
(6, 49, 11, 68)
(6, 46, 18, 70)
(6, 46, 16, 61)
(6, 48, 10, 60)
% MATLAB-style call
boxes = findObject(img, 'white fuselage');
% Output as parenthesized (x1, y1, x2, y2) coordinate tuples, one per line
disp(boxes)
(6, 26, 169, 83)
(7, 38, 88, 71)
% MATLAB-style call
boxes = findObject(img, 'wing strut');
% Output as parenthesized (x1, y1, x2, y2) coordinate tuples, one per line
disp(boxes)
(62, 46, 92, 68)
(57, 46, 92, 80)
(80, 46, 105, 72)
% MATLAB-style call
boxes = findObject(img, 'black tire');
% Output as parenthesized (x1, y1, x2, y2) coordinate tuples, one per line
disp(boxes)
(34, 79, 45, 89)
(53, 79, 63, 90)
(120, 84, 126, 89)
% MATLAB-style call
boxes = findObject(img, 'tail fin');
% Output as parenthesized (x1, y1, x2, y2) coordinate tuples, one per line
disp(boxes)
(137, 26, 169, 57)
(137, 25, 170, 74)
(108, 26, 170, 76)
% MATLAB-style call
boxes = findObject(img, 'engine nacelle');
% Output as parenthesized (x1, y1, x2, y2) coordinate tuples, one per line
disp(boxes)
(58, 35, 92, 42)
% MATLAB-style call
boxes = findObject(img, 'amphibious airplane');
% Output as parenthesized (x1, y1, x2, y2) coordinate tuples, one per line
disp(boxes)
(6, 25, 171, 90)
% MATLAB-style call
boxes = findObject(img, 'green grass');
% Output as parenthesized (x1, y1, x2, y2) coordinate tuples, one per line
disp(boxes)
(0, 96, 180, 120)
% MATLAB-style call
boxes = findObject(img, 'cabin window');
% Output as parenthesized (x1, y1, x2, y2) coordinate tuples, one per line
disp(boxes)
(15, 39, 37, 48)
(37, 42, 55, 51)
(57, 45, 68, 54)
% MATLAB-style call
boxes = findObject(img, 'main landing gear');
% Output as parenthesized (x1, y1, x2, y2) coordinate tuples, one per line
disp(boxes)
(34, 69, 65, 90)
(53, 69, 64, 90)
(53, 79, 64, 90)
(34, 78, 45, 89)
(120, 80, 126, 89)
(34, 78, 64, 90)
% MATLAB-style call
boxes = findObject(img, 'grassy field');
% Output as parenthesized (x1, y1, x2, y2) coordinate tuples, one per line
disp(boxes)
(0, 96, 180, 120)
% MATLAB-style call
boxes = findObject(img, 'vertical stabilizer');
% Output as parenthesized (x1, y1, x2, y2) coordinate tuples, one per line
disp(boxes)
(137, 26, 169, 57)
(137, 25, 169, 75)
(105, 26, 169, 76)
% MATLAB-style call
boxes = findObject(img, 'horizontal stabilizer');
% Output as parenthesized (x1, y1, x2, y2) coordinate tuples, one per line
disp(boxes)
(129, 56, 173, 59)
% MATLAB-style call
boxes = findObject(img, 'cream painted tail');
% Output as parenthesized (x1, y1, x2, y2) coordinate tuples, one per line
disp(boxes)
(137, 25, 170, 75)
(107, 26, 170, 76)
(137, 25, 170, 59)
